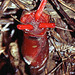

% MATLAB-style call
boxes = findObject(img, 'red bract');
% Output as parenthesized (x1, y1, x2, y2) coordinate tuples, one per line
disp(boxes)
(35, 0, 47, 21)
(39, 23, 56, 28)
(17, 24, 33, 30)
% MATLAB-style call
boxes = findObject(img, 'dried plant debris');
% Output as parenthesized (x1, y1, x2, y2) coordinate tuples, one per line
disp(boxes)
(0, 0, 75, 75)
